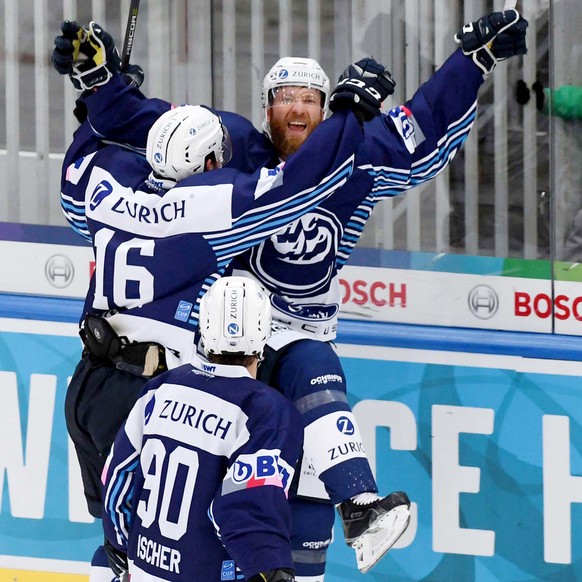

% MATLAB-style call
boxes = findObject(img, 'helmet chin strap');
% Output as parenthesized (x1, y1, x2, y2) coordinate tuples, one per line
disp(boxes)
(262, 106, 272, 141)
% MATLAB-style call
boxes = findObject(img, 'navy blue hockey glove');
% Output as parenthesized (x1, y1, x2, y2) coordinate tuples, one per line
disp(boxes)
(51, 20, 85, 76)
(455, 10, 528, 75)
(329, 57, 395, 122)
(71, 62, 142, 123)
(122, 63, 145, 88)
(53, 20, 144, 94)
(248, 568, 296, 582)
(103, 539, 129, 579)
(491, 17, 528, 60)
(69, 21, 121, 90)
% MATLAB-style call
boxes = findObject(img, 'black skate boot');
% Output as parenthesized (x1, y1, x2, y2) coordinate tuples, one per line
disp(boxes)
(337, 491, 411, 573)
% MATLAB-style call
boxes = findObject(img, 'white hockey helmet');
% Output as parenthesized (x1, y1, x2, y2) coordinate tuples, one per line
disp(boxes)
(146, 105, 232, 182)
(199, 276, 272, 358)
(262, 56, 330, 134)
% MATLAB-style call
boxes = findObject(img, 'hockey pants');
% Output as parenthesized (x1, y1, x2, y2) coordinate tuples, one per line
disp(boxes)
(66, 354, 148, 582)
(65, 354, 148, 517)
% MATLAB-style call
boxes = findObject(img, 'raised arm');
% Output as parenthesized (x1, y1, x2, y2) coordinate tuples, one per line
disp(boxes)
(52, 20, 275, 172)
(328, 9, 528, 198)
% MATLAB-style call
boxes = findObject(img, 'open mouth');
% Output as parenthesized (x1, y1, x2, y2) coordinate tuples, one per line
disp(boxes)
(287, 120, 307, 132)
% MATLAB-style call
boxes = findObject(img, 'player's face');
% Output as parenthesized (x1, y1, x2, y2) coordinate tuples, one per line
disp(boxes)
(267, 86, 325, 160)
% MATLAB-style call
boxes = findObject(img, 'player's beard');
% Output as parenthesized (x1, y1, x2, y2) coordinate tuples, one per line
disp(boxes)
(269, 113, 322, 160)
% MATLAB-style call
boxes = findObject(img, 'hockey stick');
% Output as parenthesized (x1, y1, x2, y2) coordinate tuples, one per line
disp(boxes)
(121, 0, 141, 71)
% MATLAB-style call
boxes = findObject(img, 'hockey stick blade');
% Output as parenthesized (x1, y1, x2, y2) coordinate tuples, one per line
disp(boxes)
(121, 0, 141, 71)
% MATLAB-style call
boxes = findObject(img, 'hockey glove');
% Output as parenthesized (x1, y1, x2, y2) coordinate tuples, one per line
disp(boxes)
(454, 10, 528, 75)
(103, 539, 129, 579)
(491, 17, 528, 60)
(69, 21, 121, 90)
(248, 568, 296, 582)
(70, 62, 144, 124)
(51, 20, 85, 76)
(329, 57, 395, 122)
(123, 63, 145, 88)
(53, 21, 144, 94)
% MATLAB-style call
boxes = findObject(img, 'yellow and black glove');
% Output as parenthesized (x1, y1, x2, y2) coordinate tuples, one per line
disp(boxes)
(70, 21, 121, 90)
(51, 20, 86, 80)
(52, 20, 134, 91)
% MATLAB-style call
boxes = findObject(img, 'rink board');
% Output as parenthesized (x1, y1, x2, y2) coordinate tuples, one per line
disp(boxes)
(1, 301, 582, 581)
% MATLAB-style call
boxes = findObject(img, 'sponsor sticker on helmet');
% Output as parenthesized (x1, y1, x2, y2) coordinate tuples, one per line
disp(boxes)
(224, 286, 243, 337)
(227, 322, 240, 336)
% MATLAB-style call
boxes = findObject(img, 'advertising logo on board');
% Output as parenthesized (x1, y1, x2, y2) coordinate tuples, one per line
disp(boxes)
(45, 255, 75, 289)
(468, 285, 499, 320)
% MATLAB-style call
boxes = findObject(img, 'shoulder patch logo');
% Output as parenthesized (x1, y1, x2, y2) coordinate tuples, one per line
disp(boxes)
(89, 180, 114, 211)
(220, 559, 236, 581)
(388, 105, 426, 154)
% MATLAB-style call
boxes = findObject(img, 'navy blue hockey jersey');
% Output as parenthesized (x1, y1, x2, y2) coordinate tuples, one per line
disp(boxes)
(102, 355, 303, 581)
(68, 48, 484, 343)
(61, 108, 363, 366)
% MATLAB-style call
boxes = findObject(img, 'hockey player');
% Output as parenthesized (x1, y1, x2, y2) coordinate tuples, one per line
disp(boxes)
(52, 10, 528, 580)
(55, 32, 368, 580)
(102, 276, 301, 582)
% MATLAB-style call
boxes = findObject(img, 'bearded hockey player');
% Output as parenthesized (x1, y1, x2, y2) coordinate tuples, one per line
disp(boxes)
(53, 9, 527, 579)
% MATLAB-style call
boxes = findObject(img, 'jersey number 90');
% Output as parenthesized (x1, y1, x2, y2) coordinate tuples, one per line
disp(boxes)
(138, 438, 199, 541)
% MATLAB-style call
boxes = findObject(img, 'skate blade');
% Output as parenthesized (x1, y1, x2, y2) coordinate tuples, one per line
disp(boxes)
(352, 505, 411, 573)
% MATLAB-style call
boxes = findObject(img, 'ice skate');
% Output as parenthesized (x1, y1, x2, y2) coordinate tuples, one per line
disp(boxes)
(338, 491, 411, 573)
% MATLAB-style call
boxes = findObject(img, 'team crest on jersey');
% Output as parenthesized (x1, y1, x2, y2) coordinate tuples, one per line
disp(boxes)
(271, 296, 338, 322)
(89, 180, 114, 210)
(144, 394, 156, 425)
(248, 209, 341, 297)
(388, 105, 426, 154)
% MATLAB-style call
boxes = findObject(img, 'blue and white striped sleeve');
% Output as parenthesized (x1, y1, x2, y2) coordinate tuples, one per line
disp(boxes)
(206, 156, 355, 268)
(60, 151, 97, 241)
(102, 390, 150, 551)
(204, 109, 364, 267)
(361, 48, 484, 200)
